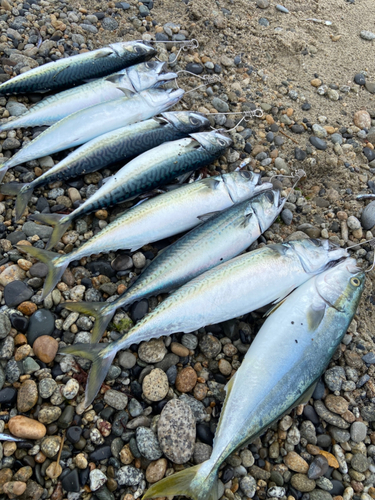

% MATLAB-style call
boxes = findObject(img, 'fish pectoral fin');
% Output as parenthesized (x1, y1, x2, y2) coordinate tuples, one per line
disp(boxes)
(117, 87, 136, 98)
(201, 177, 222, 189)
(306, 304, 326, 331)
(240, 211, 253, 228)
(106, 75, 135, 92)
(197, 211, 221, 222)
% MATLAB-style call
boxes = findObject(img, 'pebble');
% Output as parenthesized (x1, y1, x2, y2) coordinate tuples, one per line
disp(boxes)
(354, 110, 371, 129)
(290, 473, 316, 492)
(276, 4, 289, 13)
(145, 458, 167, 483)
(360, 30, 375, 40)
(4, 281, 33, 307)
(350, 421, 367, 442)
(212, 97, 229, 113)
(308, 455, 329, 479)
(41, 435, 60, 458)
(142, 368, 169, 401)
(61, 468, 80, 492)
(62, 378, 79, 399)
(17, 379, 38, 412)
(136, 427, 162, 460)
(199, 334, 221, 358)
(8, 416, 46, 439)
(0, 314, 11, 340)
(138, 338, 167, 363)
(158, 399, 196, 464)
(240, 475, 257, 497)
(90, 469, 107, 491)
(104, 389, 128, 410)
(116, 465, 144, 486)
(284, 451, 309, 473)
(175, 366, 197, 392)
(2, 481, 26, 498)
(27, 309, 55, 345)
(310, 136, 327, 150)
(33, 335, 59, 363)
(361, 201, 375, 229)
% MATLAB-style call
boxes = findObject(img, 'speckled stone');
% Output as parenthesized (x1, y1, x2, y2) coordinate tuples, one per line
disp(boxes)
(135, 427, 162, 460)
(142, 368, 169, 402)
(175, 366, 197, 393)
(138, 338, 167, 363)
(158, 399, 196, 464)
(41, 435, 61, 458)
(103, 389, 128, 410)
(290, 473, 316, 492)
(116, 465, 144, 486)
(284, 451, 309, 473)
(17, 379, 38, 413)
(314, 400, 350, 428)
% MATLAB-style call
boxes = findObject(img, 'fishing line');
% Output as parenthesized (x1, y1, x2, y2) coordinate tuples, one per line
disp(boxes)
(268, 170, 306, 203)
(148, 39, 199, 64)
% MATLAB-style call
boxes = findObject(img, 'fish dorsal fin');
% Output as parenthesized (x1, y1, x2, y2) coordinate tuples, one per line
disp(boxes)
(306, 304, 326, 331)
(198, 211, 221, 222)
(117, 88, 136, 98)
(264, 296, 288, 317)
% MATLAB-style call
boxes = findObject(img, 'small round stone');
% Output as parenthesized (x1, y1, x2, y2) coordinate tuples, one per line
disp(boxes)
(142, 368, 169, 401)
(136, 427, 162, 460)
(350, 421, 367, 443)
(138, 338, 167, 363)
(103, 389, 128, 410)
(90, 469, 107, 491)
(41, 435, 61, 458)
(33, 335, 58, 363)
(175, 366, 197, 393)
(62, 378, 79, 399)
(3, 481, 26, 499)
(353, 110, 371, 129)
(9, 416, 46, 440)
(284, 451, 309, 473)
(145, 458, 167, 483)
(290, 473, 316, 492)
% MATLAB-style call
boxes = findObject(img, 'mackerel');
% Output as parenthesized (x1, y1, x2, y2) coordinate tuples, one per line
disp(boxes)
(59, 239, 348, 408)
(63, 188, 284, 343)
(18, 171, 265, 299)
(2, 112, 210, 221)
(36, 130, 232, 250)
(0, 87, 184, 183)
(0, 41, 156, 95)
(143, 258, 364, 500)
(0, 61, 177, 132)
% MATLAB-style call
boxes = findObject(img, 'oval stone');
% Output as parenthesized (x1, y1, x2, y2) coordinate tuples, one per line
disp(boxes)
(9, 416, 46, 440)
(17, 379, 38, 413)
(158, 399, 196, 464)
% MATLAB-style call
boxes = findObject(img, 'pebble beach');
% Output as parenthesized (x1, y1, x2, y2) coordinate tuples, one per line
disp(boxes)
(0, 0, 374, 500)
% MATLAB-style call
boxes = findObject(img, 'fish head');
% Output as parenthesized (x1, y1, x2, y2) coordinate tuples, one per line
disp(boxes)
(189, 129, 233, 154)
(222, 171, 262, 203)
(140, 88, 184, 111)
(161, 111, 210, 133)
(314, 258, 365, 312)
(127, 62, 177, 92)
(250, 189, 286, 232)
(288, 239, 349, 274)
(110, 41, 157, 60)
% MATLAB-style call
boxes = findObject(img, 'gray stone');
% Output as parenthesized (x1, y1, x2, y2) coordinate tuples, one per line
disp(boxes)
(199, 334, 221, 358)
(158, 399, 196, 464)
(324, 366, 346, 391)
(22, 221, 53, 240)
(0, 314, 11, 339)
(102, 17, 118, 30)
(90, 469, 107, 491)
(351, 453, 368, 472)
(181, 333, 198, 350)
(312, 124, 328, 138)
(193, 442, 212, 464)
(310, 491, 332, 500)
(179, 394, 207, 423)
(23, 357, 40, 374)
(116, 465, 144, 486)
(350, 421, 367, 443)
(128, 398, 143, 418)
(136, 426, 162, 460)
(362, 352, 375, 364)
(2, 137, 20, 150)
(331, 133, 343, 145)
(361, 201, 375, 230)
(281, 209, 293, 225)
(6, 101, 28, 117)
(212, 97, 229, 113)
(314, 400, 350, 429)
(328, 426, 350, 443)
(240, 475, 257, 498)
(0, 336, 14, 360)
(315, 477, 333, 491)
(6, 359, 21, 383)
(360, 30, 375, 41)
(39, 378, 57, 399)
(80, 24, 98, 34)
(104, 389, 128, 410)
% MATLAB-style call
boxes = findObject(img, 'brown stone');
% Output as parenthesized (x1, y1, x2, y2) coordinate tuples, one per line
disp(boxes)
(0, 265, 26, 286)
(17, 301, 37, 315)
(14, 333, 27, 346)
(193, 383, 208, 401)
(33, 335, 59, 363)
(17, 379, 38, 412)
(284, 451, 309, 473)
(325, 394, 349, 415)
(290, 473, 316, 492)
(311, 78, 322, 87)
(170, 342, 190, 357)
(14, 344, 31, 361)
(120, 445, 134, 465)
(0, 470, 13, 494)
(145, 458, 167, 483)
(3, 481, 26, 499)
(17, 259, 32, 271)
(175, 366, 197, 393)
(95, 209, 108, 220)
(142, 368, 169, 402)
(318, 450, 339, 468)
(306, 444, 322, 455)
(344, 351, 363, 369)
(9, 416, 46, 440)
(13, 467, 32, 483)
(353, 110, 371, 130)
(3, 442, 16, 457)
(218, 358, 232, 376)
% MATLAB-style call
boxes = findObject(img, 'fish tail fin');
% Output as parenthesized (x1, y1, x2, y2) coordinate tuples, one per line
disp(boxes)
(30, 213, 72, 250)
(0, 163, 10, 183)
(15, 184, 34, 221)
(0, 182, 34, 221)
(17, 244, 68, 299)
(143, 461, 219, 500)
(59, 342, 116, 409)
(63, 301, 115, 344)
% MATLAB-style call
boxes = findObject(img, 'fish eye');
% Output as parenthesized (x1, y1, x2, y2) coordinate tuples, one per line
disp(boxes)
(217, 138, 227, 146)
(310, 239, 322, 247)
(350, 277, 361, 287)
(240, 171, 251, 179)
(134, 45, 145, 54)
(189, 116, 200, 125)
(145, 61, 156, 69)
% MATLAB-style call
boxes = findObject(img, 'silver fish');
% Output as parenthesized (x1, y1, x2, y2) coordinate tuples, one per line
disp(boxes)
(19, 172, 266, 299)
(0, 432, 25, 442)
(143, 258, 364, 500)
(59, 239, 348, 408)
(62, 188, 284, 343)
(0, 41, 156, 95)
(0, 61, 177, 132)
(0, 87, 184, 183)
